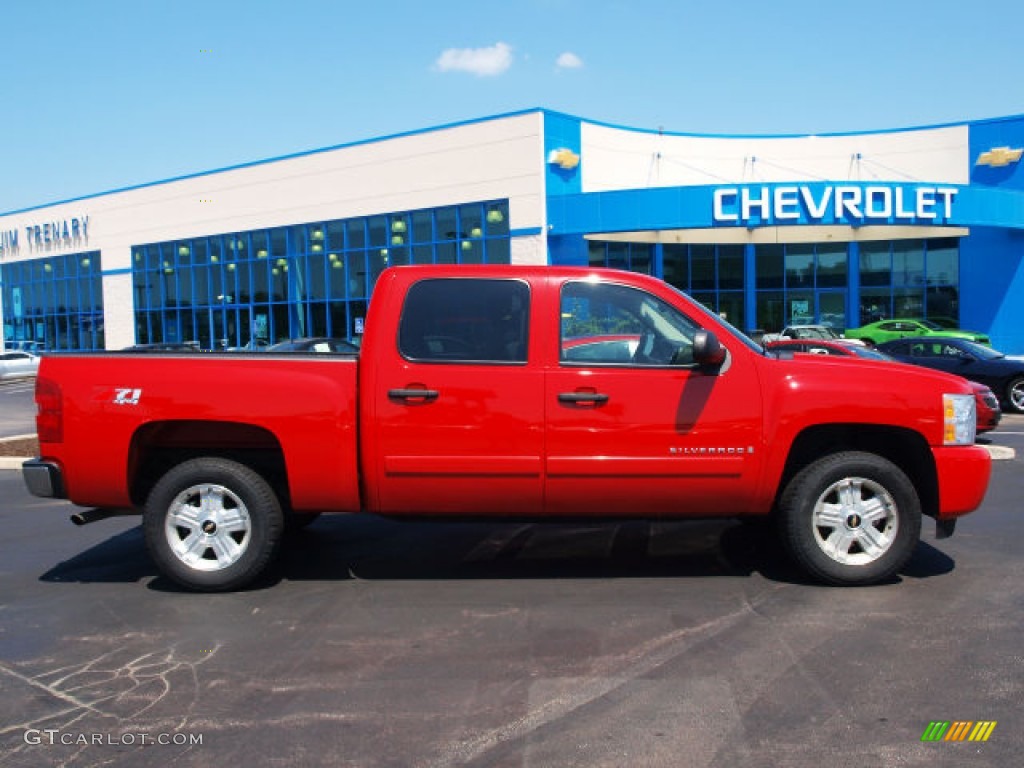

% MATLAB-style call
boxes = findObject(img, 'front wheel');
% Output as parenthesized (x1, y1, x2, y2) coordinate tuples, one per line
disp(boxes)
(777, 452, 921, 586)
(144, 457, 284, 592)
(1005, 376, 1024, 413)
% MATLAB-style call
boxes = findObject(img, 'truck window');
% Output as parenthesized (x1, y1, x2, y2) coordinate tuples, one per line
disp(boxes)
(398, 278, 530, 363)
(560, 281, 700, 366)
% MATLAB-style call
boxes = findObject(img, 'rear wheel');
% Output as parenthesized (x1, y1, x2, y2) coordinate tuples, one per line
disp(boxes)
(1005, 376, 1024, 413)
(144, 457, 284, 592)
(777, 451, 921, 586)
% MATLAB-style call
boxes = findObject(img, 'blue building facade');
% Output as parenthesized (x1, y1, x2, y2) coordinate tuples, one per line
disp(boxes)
(542, 111, 1024, 351)
(2, 109, 1023, 352)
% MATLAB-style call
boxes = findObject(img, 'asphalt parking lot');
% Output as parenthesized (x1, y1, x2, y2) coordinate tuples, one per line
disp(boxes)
(0, 379, 1022, 767)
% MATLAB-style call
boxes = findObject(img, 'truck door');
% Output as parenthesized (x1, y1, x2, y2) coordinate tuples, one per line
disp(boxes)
(545, 279, 762, 517)
(370, 276, 544, 515)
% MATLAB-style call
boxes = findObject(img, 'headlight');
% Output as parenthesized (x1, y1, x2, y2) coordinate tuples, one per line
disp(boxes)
(943, 393, 976, 446)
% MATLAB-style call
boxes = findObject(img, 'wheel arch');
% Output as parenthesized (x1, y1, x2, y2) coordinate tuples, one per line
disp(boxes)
(777, 424, 938, 518)
(128, 420, 290, 511)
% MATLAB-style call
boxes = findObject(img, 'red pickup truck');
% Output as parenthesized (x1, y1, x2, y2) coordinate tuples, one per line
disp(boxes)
(22, 266, 991, 591)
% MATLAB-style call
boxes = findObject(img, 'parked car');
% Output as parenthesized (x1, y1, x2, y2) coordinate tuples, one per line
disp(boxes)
(767, 340, 1001, 433)
(761, 325, 864, 346)
(122, 342, 201, 352)
(877, 337, 1024, 413)
(845, 319, 990, 347)
(0, 351, 40, 381)
(226, 339, 270, 352)
(970, 382, 1004, 434)
(765, 339, 891, 360)
(5, 340, 41, 353)
(267, 337, 360, 354)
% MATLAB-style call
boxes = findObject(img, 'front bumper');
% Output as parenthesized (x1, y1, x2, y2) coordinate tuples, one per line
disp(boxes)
(22, 459, 66, 499)
(932, 445, 991, 518)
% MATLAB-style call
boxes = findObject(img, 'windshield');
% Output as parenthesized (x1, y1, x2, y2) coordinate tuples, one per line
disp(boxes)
(850, 346, 894, 361)
(918, 319, 943, 331)
(959, 340, 1005, 360)
(792, 326, 840, 340)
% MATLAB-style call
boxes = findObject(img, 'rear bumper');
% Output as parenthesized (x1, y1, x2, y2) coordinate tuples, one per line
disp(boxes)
(22, 459, 66, 499)
(932, 445, 991, 518)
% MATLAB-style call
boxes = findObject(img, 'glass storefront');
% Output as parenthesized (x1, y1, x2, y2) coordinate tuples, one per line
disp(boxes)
(756, 242, 850, 331)
(588, 237, 959, 335)
(588, 240, 652, 275)
(858, 238, 959, 325)
(1, 216, 959, 352)
(664, 243, 745, 331)
(132, 200, 510, 349)
(1, 251, 104, 350)
(588, 242, 747, 330)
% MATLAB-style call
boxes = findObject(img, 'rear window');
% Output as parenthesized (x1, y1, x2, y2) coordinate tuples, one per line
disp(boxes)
(398, 278, 530, 363)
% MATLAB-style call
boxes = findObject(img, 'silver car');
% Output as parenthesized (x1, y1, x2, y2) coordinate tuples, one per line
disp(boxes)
(0, 351, 40, 381)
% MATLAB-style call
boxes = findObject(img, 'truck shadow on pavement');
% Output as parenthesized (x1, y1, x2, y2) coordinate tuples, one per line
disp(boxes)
(38, 515, 955, 591)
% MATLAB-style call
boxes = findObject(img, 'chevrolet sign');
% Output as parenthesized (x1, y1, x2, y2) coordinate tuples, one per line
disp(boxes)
(713, 185, 958, 226)
(975, 146, 1023, 167)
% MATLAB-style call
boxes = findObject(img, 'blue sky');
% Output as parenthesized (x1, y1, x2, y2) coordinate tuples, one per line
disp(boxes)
(2, 0, 1022, 213)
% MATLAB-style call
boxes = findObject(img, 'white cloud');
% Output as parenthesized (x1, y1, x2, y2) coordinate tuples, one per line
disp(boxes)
(556, 52, 584, 70)
(435, 42, 513, 77)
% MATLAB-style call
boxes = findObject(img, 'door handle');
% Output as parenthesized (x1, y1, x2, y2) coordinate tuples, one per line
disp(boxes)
(388, 388, 440, 402)
(558, 392, 609, 405)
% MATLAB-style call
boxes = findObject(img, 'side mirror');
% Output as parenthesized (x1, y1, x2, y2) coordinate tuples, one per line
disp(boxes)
(693, 330, 726, 367)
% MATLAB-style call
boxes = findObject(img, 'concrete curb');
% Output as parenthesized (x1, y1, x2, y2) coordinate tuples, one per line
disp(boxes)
(0, 434, 36, 471)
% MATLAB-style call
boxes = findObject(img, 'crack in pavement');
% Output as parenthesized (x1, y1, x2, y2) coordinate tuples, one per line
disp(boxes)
(0, 643, 220, 765)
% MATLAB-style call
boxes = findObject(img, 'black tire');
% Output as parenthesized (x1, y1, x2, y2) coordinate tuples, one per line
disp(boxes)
(1005, 376, 1024, 414)
(777, 451, 921, 586)
(144, 457, 284, 592)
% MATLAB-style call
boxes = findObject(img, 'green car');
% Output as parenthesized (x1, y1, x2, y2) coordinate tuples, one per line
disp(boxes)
(844, 318, 990, 346)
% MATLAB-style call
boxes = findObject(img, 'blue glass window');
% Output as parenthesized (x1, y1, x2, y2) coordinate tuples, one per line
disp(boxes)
(131, 200, 511, 348)
(3, 250, 104, 350)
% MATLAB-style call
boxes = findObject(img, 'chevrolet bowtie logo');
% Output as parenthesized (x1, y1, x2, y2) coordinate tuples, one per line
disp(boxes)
(975, 146, 1023, 167)
(547, 148, 580, 170)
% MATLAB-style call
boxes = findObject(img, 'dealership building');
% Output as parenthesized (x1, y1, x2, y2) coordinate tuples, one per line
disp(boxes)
(2, 108, 1023, 352)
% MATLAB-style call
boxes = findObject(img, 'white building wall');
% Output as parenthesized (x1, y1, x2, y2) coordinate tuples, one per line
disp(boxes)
(102, 264, 134, 350)
(510, 234, 547, 265)
(581, 122, 969, 191)
(0, 112, 549, 346)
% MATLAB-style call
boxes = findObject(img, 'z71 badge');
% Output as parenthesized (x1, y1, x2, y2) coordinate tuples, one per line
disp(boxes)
(113, 388, 142, 406)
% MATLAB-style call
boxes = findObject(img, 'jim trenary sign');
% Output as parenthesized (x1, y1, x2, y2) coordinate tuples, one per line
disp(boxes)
(712, 184, 958, 226)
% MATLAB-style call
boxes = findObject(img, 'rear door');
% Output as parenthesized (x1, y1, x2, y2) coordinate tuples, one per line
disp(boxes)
(544, 278, 763, 517)
(370, 276, 544, 515)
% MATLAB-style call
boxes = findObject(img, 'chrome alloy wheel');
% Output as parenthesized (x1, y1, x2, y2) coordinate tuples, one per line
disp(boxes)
(811, 477, 898, 566)
(1009, 378, 1024, 412)
(164, 483, 252, 572)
